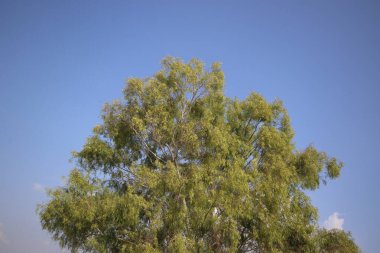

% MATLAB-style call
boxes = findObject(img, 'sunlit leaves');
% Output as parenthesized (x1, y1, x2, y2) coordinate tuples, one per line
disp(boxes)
(39, 57, 354, 253)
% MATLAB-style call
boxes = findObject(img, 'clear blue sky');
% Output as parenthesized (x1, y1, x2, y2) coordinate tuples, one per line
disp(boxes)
(0, 0, 379, 252)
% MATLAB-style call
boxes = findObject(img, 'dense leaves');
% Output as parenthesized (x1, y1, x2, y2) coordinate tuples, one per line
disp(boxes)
(315, 229, 360, 253)
(39, 57, 358, 252)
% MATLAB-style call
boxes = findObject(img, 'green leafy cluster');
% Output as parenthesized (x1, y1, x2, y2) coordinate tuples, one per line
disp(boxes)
(39, 57, 358, 252)
(314, 229, 360, 253)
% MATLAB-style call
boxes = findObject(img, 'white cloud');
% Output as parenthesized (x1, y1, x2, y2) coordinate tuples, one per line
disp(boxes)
(323, 212, 344, 230)
(32, 183, 45, 192)
(0, 223, 9, 245)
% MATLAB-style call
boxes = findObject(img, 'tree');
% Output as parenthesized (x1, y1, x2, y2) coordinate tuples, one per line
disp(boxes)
(39, 57, 359, 252)
(314, 229, 360, 253)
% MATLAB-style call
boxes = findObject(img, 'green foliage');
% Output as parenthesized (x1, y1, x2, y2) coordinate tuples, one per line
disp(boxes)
(314, 229, 361, 253)
(38, 57, 358, 252)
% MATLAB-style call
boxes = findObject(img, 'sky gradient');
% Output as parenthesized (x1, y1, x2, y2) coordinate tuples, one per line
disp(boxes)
(1, 0, 379, 252)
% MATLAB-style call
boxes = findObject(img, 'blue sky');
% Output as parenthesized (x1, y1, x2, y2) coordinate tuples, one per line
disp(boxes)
(0, 0, 379, 252)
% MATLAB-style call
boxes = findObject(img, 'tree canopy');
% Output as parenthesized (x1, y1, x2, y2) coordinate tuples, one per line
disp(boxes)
(39, 57, 359, 252)
(315, 229, 360, 253)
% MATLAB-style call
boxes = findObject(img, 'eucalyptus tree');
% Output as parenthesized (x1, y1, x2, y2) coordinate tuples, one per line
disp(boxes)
(315, 229, 360, 253)
(39, 57, 358, 252)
